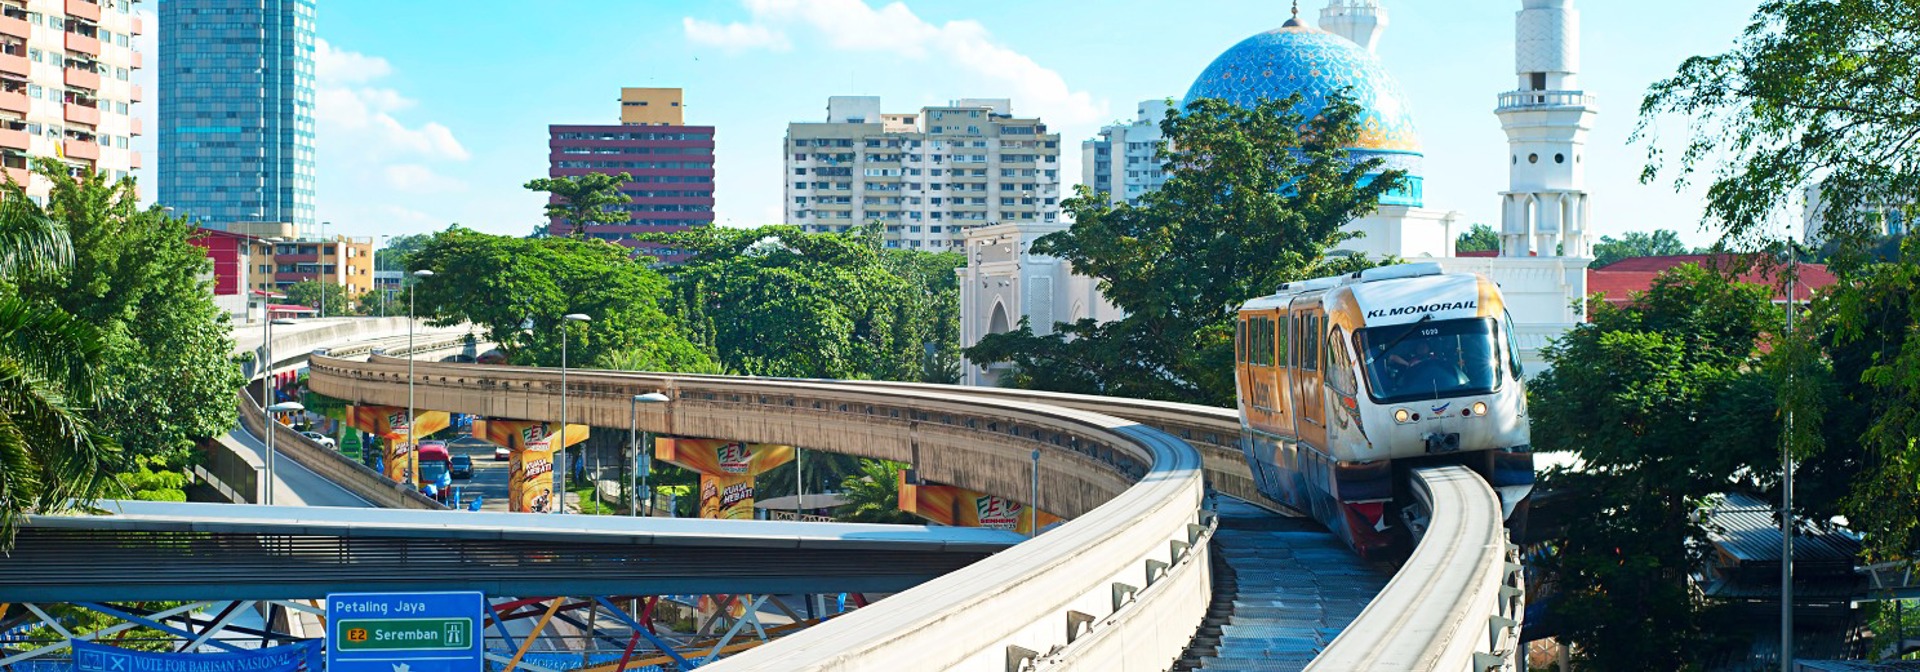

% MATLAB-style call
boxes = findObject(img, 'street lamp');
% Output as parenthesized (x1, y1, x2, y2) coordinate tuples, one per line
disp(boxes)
(407, 269, 434, 491)
(630, 392, 668, 517)
(556, 313, 591, 513)
(1029, 449, 1041, 538)
(258, 317, 299, 505)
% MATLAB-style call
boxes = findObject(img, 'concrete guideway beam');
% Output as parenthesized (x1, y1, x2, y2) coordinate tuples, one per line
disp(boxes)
(309, 355, 1214, 671)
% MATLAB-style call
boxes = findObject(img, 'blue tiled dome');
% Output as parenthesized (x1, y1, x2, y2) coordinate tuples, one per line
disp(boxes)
(1184, 20, 1425, 205)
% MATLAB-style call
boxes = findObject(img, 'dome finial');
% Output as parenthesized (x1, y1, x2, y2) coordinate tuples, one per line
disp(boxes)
(1282, 0, 1306, 27)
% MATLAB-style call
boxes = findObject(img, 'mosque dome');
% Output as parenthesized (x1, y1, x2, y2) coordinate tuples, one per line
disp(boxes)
(1183, 14, 1425, 205)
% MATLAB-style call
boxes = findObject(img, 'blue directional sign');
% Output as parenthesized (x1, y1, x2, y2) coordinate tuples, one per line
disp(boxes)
(327, 591, 485, 672)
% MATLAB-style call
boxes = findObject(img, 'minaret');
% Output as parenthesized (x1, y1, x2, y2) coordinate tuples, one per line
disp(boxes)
(1496, 0, 1597, 258)
(1320, 0, 1386, 53)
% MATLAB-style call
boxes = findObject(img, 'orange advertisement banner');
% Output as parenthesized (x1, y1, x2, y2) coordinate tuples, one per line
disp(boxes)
(345, 405, 450, 441)
(656, 438, 793, 476)
(698, 472, 756, 520)
(482, 419, 589, 452)
(509, 444, 557, 514)
(899, 474, 1061, 535)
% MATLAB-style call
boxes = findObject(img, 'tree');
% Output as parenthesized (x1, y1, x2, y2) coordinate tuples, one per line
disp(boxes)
(524, 173, 633, 239)
(0, 175, 118, 548)
(966, 94, 1399, 407)
(283, 280, 351, 317)
(1589, 229, 1693, 268)
(1530, 264, 1782, 667)
(407, 226, 716, 372)
(20, 162, 241, 462)
(1455, 223, 1500, 253)
(375, 232, 432, 271)
(835, 459, 919, 524)
(1635, 0, 1920, 254)
(643, 223, 964, 382)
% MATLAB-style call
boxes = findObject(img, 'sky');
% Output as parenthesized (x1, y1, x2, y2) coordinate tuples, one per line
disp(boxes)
(133, 0, 1769, 249)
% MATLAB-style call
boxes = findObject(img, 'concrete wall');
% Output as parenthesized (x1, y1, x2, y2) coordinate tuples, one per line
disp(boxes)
(236, 389, 443, 510)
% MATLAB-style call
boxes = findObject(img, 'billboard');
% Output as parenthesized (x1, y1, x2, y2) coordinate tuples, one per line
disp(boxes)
(343, 405, 450, 484)
(485, 420, 589, 513)
(698, 472, 757, 520)
(899, 474, 1061, 535)
(655, 438, 793, 476)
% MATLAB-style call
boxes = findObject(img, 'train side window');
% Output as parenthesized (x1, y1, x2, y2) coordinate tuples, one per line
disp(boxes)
(1236, 318, 1246, 364)
(1504, 310, 1524, 379)
(1326, 326, 1357, 395)
(1300, 314, 1319, 372)
(1277, 314, 1291, 368)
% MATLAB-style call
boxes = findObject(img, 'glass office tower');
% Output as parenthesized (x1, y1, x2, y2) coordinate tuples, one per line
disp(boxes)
(158, 0, 315, 228)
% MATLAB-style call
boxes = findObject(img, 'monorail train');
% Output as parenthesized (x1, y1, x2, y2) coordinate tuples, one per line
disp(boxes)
(1233, 263, 1533, 557)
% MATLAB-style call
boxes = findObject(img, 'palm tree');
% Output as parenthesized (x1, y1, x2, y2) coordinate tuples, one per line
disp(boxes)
(0, 180, 118, 550)
(835, 459, 920, 524)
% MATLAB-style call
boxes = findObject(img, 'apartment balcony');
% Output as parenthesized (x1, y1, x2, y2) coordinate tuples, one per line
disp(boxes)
(0, 128, 26, 151)
(0, 15, 27, 40)
(65, 0, 100, 22)
(128, 84, 141, 102)
(1496, 89, 1596, 111)
(129, 116, 141, 136)
(64, 103, 98, 126)
(130, 50, 141, 69)
(129, 150, 139, 169)
(64, 67, 98, 90)
(0, 90, 25, 114)
(65, 32, 99, 56)
(3, 167, 27, 186)
(131, 15, 142, 35)
(0, 52, 26, 77)
(62, 139, 98, 161)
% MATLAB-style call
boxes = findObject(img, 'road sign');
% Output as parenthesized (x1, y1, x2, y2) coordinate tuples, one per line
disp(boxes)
(327, 591, 484, 672)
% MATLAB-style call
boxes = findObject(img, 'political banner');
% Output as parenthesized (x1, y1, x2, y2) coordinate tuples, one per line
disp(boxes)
(899, 474, 1061, 535)
(655, 438, 793, 476)
(72, 639, 321, 672)
(698, 472, 756, 520)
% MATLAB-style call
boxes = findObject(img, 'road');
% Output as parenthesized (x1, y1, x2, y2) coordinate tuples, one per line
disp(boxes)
(221, 425, 376, 508)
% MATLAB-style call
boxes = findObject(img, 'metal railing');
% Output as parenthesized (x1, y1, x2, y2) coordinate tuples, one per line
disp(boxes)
(1496, 89, 1595, 110)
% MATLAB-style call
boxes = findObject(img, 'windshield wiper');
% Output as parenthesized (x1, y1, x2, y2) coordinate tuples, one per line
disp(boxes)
(1375, 313, 1434, 357)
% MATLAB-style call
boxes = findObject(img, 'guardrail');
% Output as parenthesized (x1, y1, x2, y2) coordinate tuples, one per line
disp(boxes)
(193, 436, 261, 504)
(236, 388, 444, 510)
(1306, 465, 1523, 671)
(1496, 89, 1596, 110)
(310, 355, 1212, 671)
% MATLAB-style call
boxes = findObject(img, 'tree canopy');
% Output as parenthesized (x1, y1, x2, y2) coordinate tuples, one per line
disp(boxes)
(406, 226, 715, 372)
(524, 173, 633, 238)
(1589, 229, 1697, 268)
(1455, 223, 1500, 253)
(965, 94, 1399, 406)
(374, 232, 432, 271)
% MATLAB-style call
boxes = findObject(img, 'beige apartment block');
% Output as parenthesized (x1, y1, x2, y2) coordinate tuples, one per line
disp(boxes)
(620, 87, 684, 126)
(0, 0, 142, 199)
(784, 96, 1062, 250)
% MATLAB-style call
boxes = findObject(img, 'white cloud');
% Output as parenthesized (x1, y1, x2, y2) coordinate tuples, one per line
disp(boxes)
(383, 164, 466, 194)
(316, 39, 469, 163)
(684, 0, 1105, 127)
(683, 17, 790, 52)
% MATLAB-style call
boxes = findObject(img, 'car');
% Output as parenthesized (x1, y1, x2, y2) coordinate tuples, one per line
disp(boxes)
(450, 454, 474, 480)
(493, 446, 511, 461)
(300, 431, 335, 449)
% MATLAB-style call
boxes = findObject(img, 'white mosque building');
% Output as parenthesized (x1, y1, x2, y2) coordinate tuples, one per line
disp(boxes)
(959, 0, 1596, 384)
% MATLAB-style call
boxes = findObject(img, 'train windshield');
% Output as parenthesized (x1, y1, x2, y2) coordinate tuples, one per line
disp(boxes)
(1354, 317, 1501, 403)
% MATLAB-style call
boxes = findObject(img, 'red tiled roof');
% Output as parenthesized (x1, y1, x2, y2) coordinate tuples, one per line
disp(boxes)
(1588, 255, 1837, 306)
(267, 304, 315, 313)
(1454, 250, 1500, 257)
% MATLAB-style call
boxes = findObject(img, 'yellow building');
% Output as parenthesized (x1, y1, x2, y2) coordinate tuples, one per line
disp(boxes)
(619, 87, 683, 126)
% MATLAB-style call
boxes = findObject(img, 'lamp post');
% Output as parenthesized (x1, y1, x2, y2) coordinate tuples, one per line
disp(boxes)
(1029, 449, 1041, 537)
(317, 220, 330, 318)
(258, 317, 299, 505)
(556, 313, 591, 513)
(1782, 239, 1800, 671)
(407, 269, 434, 490)
(630, 392, 669, 516)
(379, 234, 392, 317)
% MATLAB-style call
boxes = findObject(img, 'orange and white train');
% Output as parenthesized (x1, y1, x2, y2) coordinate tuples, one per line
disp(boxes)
(1233, 263, 1534, 557)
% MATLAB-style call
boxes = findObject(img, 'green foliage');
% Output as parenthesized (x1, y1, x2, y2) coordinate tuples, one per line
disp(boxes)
(524, 173, 633, 237)
(1589, 229, 1694, 268)
(375, 232, 432, 271)
(1455, 223, 1500, 253)
(1635, 0, 1920, 251)
(406, 226, 717, 372)
(1530, 264, 1782, 667)
(964, 95, 1400, 406)
(118, 455, 188, 502)
(1818, 236, 1920, 561)
(643, 223, 964, 381)
(835, 459, 918, 524)
(283, 279, 351, 317)
(18, 161, 243, 462)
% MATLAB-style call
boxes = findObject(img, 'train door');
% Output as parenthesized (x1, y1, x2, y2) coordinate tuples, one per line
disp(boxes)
(1290, 298, 1328, 452)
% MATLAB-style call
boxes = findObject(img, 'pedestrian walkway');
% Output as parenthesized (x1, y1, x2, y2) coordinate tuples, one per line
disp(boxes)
(1196, 498, 1390, 672)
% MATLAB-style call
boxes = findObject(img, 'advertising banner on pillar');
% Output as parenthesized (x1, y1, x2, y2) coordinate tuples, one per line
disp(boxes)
(509, 443, 556, 513)
(655, 438, 793, 476)
(698, 472, 757, 520)
(343, 405, 451, 441)
(481, 419, 589, 452)
(899, 475, 1062, 535)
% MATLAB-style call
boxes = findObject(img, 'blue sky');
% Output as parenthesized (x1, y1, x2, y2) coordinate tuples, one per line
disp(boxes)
(137, 0, 1768, 248)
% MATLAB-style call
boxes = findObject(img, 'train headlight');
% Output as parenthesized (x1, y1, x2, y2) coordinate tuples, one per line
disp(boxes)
(1393, 408, 1410, 423)
(1472, 402, 1488, 416)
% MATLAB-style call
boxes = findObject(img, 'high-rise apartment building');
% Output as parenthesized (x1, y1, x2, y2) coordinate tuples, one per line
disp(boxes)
(785, 97, 1061, 249)
(159, 0, 316, 228)
(547, 87, 714, 264)
(0, 0, 144, 198)
(1082, 100, 1172, 206)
